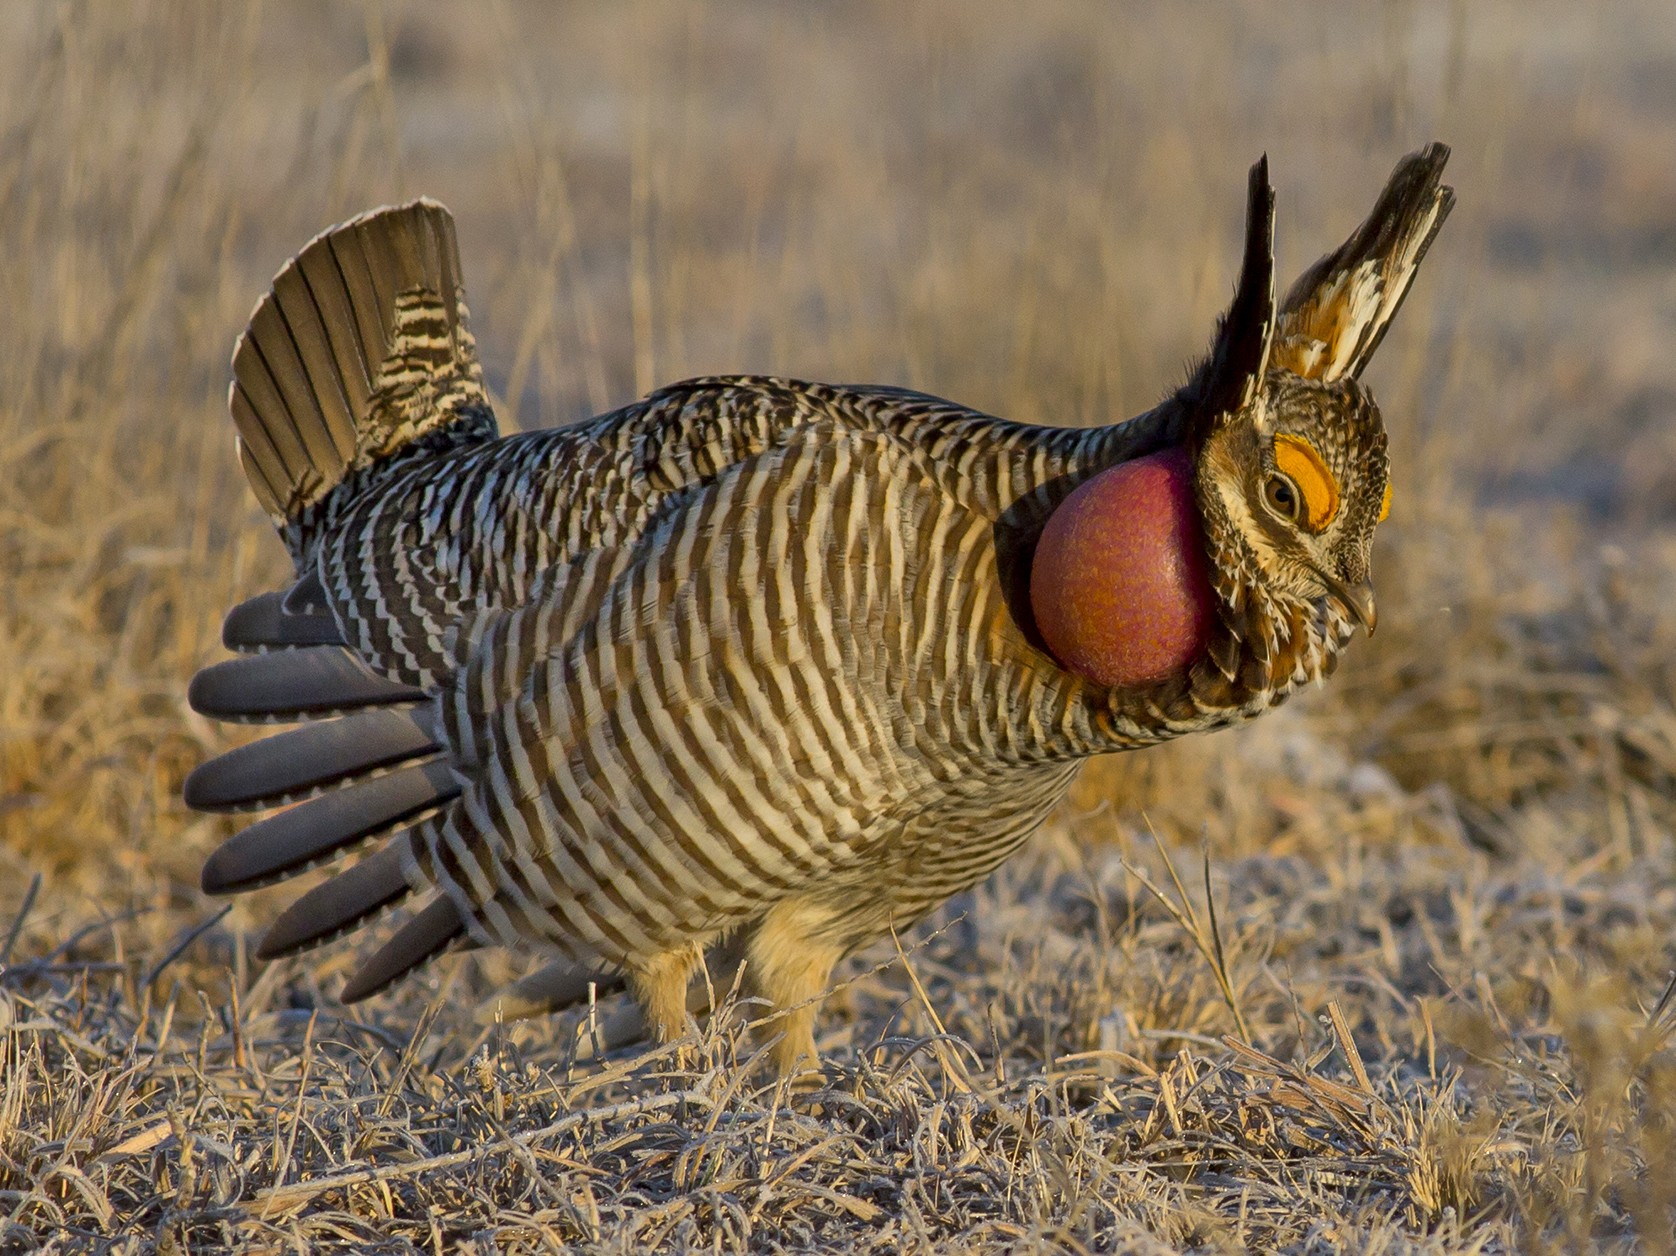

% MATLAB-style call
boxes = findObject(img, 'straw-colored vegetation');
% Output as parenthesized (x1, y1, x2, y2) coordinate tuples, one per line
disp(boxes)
(3, 3, 1674, 1250)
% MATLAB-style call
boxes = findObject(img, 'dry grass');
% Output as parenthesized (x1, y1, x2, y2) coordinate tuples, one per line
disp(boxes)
(4, 1, 1676, 1250)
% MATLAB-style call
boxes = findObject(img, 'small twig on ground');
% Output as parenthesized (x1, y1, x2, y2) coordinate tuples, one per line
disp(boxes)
(1645, 971, 1676, 1035)
(1325, 1000, 1374, 1095)
(250, 1088, 711, 1216)
(1, 872, 42, 966)
(140, 904, 232, 989)
(890, 925, 976, 1095)
(1200, 847, 1249, 1042)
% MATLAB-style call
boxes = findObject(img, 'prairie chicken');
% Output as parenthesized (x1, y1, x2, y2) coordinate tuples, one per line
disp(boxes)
(187, 144, 1453, 1074)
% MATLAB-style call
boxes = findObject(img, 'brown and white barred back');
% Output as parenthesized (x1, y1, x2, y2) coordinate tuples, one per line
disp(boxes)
(187, 145, 1453, 1073)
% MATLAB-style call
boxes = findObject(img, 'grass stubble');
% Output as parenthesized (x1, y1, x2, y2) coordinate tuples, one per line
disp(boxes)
(2, 3, 1675, 1250)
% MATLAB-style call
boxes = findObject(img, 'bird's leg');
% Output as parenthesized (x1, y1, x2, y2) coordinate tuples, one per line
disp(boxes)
(690, 933, 747, 1021)
(627, 942, 702, 1065)
(568, 940, 741, 1064)
(745, 900, 845, 1080)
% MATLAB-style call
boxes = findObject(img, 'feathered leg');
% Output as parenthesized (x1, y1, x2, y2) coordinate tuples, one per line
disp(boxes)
(627, 943, 704, 1062)
(745, 900, 846, 1078)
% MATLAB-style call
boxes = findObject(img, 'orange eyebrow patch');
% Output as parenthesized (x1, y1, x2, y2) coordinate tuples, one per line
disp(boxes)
(1273, 435, 1340, 533)
(1379, 479, 1392, 523)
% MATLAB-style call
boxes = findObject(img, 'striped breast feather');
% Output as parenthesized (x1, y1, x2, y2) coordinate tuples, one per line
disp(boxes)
(298, 377, 1108, 698)
(404, 427, 988, 968)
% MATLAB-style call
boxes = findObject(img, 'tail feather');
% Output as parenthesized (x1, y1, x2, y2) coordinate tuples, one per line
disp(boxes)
(188, 647, 425, 723)
(200, 759, 461, 894)
(1274, 142, 1454, 382)
(221, 591, 345, 652)
(340, 895, 468, 1002)
(194, 198, 510, 1005)
(243, 285, 357, 478)
(292, 221, 383, 422)
(256, 842, 414, 960)
(231, 198, 492, 531)
(183, 706, 440, 812)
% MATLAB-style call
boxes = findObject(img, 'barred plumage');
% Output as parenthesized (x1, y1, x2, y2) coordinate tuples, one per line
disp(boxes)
(189, 147, 1453, 1072)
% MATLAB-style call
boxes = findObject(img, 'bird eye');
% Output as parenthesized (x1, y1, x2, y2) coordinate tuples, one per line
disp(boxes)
(1264, 473, 1303, 523)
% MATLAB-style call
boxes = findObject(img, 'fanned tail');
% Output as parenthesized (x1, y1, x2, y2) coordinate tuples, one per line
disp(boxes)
(192, 199, 508, 1000)
(229, 197, 495, 554)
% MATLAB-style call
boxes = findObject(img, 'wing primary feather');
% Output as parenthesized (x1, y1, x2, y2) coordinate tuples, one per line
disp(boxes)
(480, 961, 628, 1023)
(256, 842, 413, 959)
(183, 706, 440, 812)
(282, 571, 330, 615)
(339, 895, 468, 1002)
(188, 647, 425, 722)
(221, 591, 346, 651)
(201, 759, 460, 893)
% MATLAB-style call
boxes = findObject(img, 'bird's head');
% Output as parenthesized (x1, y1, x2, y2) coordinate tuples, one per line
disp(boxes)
(1185, 145, 1451, 658)
(1027, 146, 1450, 697)
(1195, 369, 1389, 637)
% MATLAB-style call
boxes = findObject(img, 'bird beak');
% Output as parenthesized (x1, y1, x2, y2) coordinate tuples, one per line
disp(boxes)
(1319, 571, 1378, 635)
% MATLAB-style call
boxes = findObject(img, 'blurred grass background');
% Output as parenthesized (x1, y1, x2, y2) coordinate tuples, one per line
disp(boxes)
(2, 2, 1675, 1249)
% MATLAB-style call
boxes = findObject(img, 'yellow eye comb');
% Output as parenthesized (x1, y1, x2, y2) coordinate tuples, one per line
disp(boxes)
(1273, 435, 1341, 533)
